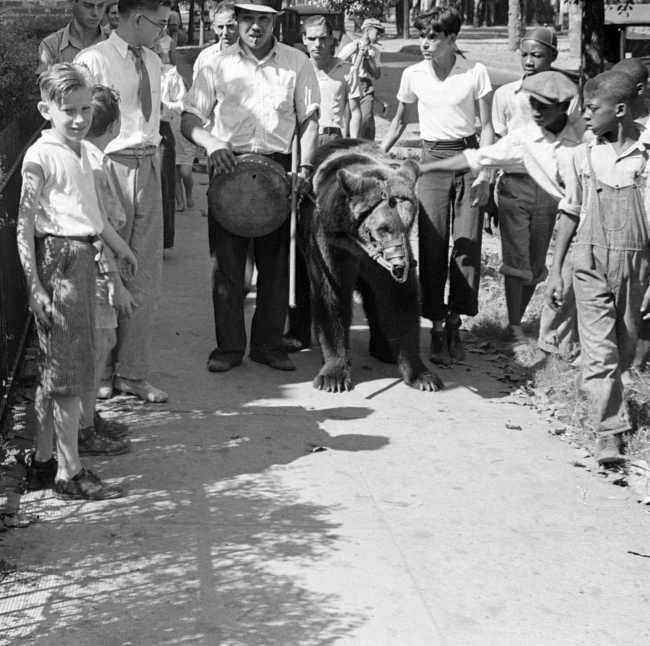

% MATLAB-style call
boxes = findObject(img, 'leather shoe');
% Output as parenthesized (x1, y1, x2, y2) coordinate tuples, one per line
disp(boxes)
(207, 349, 243, 372)
(250, 349, 296, 371)
(595, 434, 626, 467)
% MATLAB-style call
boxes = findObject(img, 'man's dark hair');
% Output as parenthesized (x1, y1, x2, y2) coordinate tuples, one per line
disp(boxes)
(302, 15, 332, 36)
(88, 85, 121, 138)
(118, 0, 171, 14)
(414, 7, 462, 37)
(584, 70, 638, 106)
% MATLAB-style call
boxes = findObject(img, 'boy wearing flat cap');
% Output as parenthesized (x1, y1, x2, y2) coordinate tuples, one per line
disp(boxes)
(545, 71, 650, 466)
(491, 27, 582, 352)
(419, 70, 582, 347)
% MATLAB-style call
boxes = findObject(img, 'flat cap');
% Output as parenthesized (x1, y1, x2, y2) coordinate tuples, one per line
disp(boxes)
(361, 18, 385, 32)
(520, 70, 577, 104)
(521, 26, 557, 53)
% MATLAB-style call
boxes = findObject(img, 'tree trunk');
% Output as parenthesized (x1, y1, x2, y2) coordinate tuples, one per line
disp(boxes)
(508, 0, 523, 51)
(582, 0, 605, 78)
(568, 0, 581, 60)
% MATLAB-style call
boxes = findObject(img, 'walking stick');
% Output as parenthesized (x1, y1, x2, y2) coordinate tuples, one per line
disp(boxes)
(289, 134, 299, 308)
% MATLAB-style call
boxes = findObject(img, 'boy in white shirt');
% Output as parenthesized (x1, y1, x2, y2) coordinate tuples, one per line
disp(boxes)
(18, 64, 136, 500)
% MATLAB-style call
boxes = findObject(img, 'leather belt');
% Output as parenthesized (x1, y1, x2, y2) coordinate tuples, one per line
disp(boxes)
(38, 233, 98, 244)
(112, 145, 158, 158)
(423, 135, 478, 150)
(319, 126, 342, 135)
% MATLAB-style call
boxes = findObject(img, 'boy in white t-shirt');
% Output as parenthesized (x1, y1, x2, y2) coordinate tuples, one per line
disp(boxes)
(381, 7, 494, 365)
(17, 63, 136, 500)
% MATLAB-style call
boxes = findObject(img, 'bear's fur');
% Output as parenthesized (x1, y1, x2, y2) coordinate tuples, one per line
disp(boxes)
(298, 140, 443, 392)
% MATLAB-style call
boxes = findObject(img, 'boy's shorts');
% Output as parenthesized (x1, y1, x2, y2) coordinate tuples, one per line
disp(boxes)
(496, 173, 559, 285)
(35, 236, 96, 397)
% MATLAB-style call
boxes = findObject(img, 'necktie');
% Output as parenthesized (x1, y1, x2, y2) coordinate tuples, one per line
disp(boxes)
(128, 45, 152, 122)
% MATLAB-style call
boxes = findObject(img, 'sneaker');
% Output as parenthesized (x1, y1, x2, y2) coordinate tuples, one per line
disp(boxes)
(24, 453, 57, 491)
(94, 413, 130, 440)
(53, 468, 124, 501)
(595, 435, 626, 467)
(78, 426, 131, 456)
(446, 318, 465, 362)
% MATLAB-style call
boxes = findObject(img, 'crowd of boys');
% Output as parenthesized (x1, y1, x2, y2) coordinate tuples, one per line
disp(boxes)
(18, 0, 650, 500)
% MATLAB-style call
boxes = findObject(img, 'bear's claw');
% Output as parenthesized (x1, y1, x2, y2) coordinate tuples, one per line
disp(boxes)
(408, 370, 444, 392)
(313, 362, 353, 393)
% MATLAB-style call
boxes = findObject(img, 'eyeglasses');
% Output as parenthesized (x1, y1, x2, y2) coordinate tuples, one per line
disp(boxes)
(138, 13, 168, 33)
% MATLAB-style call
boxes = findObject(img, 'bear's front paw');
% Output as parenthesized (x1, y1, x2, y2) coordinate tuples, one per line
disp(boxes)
(407, 369, 444, 392)
(313, 360, 353, 393)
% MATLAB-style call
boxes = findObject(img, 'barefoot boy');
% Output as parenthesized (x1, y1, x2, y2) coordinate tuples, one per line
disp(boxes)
(18, 63, 136, 499)
(546, 71, 650, 466)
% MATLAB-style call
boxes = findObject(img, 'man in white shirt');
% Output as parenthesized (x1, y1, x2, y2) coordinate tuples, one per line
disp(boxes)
(382, 7, 494, 365)
(192, 1, 239, 81)
(182, 0, 320, 373)
(76, 0, 171, 403)
(491, 28, 582, 348)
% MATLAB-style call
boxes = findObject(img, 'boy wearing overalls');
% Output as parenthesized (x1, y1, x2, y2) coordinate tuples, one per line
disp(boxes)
(546, 71, 650, 466)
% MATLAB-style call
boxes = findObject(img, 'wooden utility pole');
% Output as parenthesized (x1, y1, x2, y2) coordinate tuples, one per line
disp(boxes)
(581, 0, 605, 78)
(402, 0, 409, 39)
(508, 0, 523, 51)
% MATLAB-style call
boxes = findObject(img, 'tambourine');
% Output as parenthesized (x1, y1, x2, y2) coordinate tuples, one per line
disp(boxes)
(207, 153, 290, 238)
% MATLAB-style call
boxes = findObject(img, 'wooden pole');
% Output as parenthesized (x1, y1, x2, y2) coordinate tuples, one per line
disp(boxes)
(581, 0, 605, 79)
(289, 135, 299, 309)
(402, 0, 410, 39)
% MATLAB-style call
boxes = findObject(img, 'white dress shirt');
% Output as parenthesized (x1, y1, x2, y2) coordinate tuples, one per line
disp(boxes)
(183, 40, 320, 155)
(75, 31, 162, 153)
(464, 120, 583, 201)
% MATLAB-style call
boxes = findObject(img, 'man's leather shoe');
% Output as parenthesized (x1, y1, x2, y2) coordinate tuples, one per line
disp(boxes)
(250, 349, 296, 371)
(207, 349, 242, 373)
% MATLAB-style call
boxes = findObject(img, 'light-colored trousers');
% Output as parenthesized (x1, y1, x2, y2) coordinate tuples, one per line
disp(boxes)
(107, 150, 163, 381)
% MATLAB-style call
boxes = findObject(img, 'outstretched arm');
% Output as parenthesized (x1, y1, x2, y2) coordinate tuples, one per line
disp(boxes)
(380, 101, 409, 153)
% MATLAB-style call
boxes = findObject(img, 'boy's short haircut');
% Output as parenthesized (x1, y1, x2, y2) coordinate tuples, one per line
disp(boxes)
(302, 15, 332, 36)
(88, 85, 121, 139)
(414, 7, 462, 37)
(611, 58, 649, 87)
(118, 0, 171, 14)
(38, 63, 89, 105)
(584, 70, 639, 106)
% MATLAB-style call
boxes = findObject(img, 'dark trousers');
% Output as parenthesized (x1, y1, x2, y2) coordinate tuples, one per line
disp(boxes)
(208, 153, 291, 359)
(160, 120, 176, 249)
(417, 139, 482, 321)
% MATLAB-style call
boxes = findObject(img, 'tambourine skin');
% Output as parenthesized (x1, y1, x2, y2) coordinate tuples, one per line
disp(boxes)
(207, 154, 291, 238)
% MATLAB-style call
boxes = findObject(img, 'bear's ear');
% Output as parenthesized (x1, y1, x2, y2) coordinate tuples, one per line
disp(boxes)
(398, 160, 419, 186)
(337, 168, 368, 196)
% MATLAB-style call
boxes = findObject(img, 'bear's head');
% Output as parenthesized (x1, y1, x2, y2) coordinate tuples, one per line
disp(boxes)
(336, 159, 419, 283)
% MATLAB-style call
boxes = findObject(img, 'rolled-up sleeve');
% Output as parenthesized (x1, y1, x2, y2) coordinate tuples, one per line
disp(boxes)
(463, 133, 525, 172)
(182, 66, 218, 126)
(557, 145, 584, 218)
(295, 58, 320, 124)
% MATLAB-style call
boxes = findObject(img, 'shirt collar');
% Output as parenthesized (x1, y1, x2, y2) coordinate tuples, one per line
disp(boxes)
(62, 20, 104, 50)
(109, 30, 131, 58)
(235, 38, 279, 65)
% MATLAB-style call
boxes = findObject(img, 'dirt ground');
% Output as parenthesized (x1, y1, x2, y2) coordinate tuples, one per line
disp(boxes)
(3, 30, 650, 646)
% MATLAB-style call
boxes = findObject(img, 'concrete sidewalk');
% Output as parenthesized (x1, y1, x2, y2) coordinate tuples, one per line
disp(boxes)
(2, 180, 650, 645)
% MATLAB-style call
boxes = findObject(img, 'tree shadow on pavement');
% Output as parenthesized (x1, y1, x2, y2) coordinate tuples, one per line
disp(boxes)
(0, 403, 386, 645)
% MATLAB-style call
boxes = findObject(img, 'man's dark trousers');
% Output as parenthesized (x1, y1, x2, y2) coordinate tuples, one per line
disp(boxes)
(208, 153, 291, 361)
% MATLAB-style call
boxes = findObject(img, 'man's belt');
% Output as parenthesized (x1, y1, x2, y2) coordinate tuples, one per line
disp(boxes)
(37, 233, 98, 244)
(111, 145, 158, 158)
(319, 126, 342, 136)
(423, 135, 478, 151)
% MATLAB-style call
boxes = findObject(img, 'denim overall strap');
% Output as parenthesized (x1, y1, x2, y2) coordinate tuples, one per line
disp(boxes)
(577, 145, 649, 252)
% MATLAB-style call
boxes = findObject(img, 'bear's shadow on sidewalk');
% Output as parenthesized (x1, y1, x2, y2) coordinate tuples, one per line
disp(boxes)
(0, 400, 383, 646)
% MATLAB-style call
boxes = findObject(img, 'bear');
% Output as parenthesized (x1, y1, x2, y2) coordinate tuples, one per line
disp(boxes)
(297, 139, 443, 393)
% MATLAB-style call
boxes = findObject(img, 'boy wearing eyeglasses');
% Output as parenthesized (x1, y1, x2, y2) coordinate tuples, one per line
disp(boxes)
(75, 0, 171, 404)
